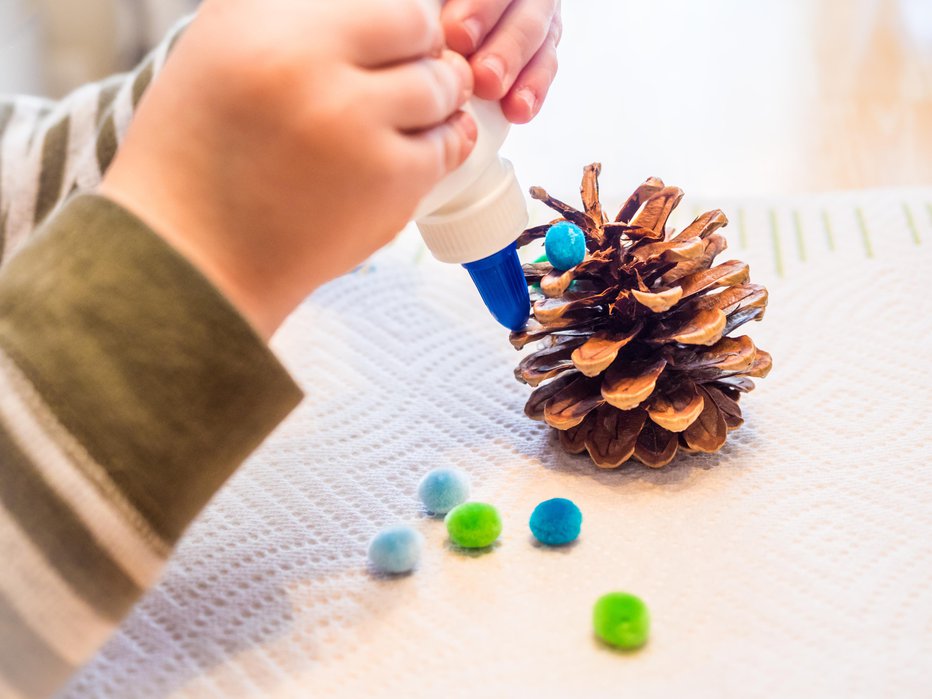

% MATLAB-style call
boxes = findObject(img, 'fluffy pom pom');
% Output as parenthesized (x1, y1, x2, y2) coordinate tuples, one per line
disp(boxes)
(529, 497, 582, 546)
(367, 525, 423, 574)
(544, 221, 587, 270)
(418, 468, 470, 515)
(445, 502, 502, 549)
(592, 592, 650, 650)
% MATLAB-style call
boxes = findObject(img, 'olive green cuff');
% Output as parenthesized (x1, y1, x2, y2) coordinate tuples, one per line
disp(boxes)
(0, 194, 303, 544)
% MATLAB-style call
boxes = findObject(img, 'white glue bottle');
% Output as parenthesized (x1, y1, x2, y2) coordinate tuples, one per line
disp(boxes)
(413, 99, 531, 330)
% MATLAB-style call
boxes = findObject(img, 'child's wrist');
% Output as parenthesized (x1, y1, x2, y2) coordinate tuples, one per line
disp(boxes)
(98, 175, 285, 341)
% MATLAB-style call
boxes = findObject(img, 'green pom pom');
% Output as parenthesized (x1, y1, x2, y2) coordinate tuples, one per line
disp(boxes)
(444, 502, 502, 549)
(593, 592, 650, 650)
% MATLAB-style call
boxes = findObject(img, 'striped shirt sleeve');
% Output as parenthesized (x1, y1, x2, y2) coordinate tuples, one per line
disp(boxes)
(0, 18, 304, 699)
(0, 17, 185, 266)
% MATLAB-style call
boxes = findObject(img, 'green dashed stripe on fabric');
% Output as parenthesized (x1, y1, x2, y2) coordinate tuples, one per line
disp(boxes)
(768, 209, 784, 277)
(821, 210, 836, 251)
(902, 203, 921, 245)
(854, 207, 874, 258)
(33, 116, 71, 226)
(737, 207, 748, 250)
(792, 210, 806, 262)
(0, 588, 74, 699)
(0, 423, 143, 621)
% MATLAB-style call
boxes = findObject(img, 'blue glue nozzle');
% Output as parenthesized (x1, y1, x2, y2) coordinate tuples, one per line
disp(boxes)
(462, 243, 530, 331)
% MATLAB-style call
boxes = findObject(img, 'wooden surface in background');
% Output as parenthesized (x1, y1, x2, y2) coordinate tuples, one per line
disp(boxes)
(505, 0, 932, 199)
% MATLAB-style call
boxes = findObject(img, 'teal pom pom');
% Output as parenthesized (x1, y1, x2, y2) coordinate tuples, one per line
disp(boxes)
(368, 525, 423, 574)
(529, 497, 582, 546)
(544, 222, 586, 271)
(418, 468, 470, 515)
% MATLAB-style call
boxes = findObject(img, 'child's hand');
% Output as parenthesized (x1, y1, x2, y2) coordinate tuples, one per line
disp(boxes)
(441, 0, 562, 123)
(101, 0, 475, 339)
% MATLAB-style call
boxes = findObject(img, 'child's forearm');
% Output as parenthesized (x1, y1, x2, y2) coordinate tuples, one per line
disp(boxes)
(0, 19, 183, 267)
(0, 194, 302, 698)
(0, 20, 305, 697)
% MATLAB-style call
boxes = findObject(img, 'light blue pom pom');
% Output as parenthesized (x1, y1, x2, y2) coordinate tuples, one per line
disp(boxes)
(544, 221, 587, 271)
(368, 525, 423, 574)
(529, 498, 582, 546)
(418, 468, 471, 515)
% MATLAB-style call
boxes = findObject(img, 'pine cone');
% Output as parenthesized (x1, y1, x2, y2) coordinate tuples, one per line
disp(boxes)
(511, 164, 771, 469)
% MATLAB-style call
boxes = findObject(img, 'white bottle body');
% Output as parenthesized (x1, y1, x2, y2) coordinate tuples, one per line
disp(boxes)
(414, 99, 528, 264)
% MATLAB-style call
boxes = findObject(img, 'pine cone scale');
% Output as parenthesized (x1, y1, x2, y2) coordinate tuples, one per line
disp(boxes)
(672, 209, 729, 242)
(629, 187, 684, 236)
(633, 421, 678, 468)
(661, 235, 728, 284)
(544, 376, 604, 430)
(601, 358, 667, 411)
(647, 382, 705, 433)
(581, 162, 604, 225)
(682, 387, 729, 452)
(704, 385, 744, 430)
(631, 287, 683, 312)
(676, 260, 750, 298)
(615, 177, 665, 223)
(649, 307, 727, 347)
(586, 406, 646, 468)
(570, 325, 642, 376)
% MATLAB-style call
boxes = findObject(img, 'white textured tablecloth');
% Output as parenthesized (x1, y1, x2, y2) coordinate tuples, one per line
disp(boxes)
(61, 187, 932, 698)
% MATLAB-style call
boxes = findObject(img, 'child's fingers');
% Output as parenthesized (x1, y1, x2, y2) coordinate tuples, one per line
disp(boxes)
(371, 50, 474, 131)
(441, 0, 512, 55)
(500, 16, 560, 123)
(404, 110, 479, 184)
(469, 0, 558, 101)
(347, 0, 445, 67)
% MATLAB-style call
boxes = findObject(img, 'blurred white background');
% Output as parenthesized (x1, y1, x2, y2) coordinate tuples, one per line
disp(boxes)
(1, 0, 930, 200)
(0, 0, 194, 95)
(503, 0, 932, 201)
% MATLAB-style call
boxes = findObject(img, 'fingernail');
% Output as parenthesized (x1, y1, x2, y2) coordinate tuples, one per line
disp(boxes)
(462, 17, 482, 51)
(480, 55, 506, 84)
(516, 87, 538, 117)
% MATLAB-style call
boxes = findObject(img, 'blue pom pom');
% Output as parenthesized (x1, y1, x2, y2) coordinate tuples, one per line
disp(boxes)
(529, 498, 582, 546)
(544, 222, 587, 271)
(368, 525, 423, 574)
(418, 468, 470, 515)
